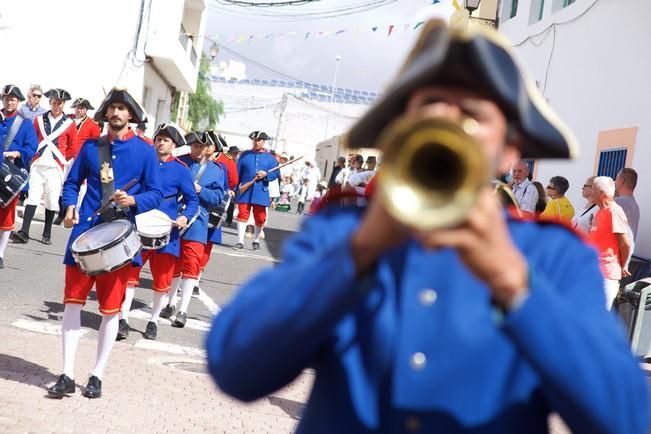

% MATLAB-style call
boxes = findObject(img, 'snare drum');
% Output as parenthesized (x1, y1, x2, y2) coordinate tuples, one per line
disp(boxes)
(0, 160, 29, 207)
(208, 195, 231, 229)
(135, 209, 172, 249)
(71, 220, 141, 276)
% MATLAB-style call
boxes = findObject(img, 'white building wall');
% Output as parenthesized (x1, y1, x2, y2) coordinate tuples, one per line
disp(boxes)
(500, 0, 651, 256)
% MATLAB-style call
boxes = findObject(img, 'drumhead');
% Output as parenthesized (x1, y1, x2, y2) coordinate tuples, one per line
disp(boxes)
(72, 220, 132, 253)
(136, 209, 172, 237)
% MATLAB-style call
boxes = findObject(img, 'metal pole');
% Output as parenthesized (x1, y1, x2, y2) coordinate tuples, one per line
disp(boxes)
(324, 55, 341, 140)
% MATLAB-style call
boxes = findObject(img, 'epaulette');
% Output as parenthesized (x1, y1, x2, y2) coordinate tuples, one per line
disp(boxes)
(172, 157, 189, 168)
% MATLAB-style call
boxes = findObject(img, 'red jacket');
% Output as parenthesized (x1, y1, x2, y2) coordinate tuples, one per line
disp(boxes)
(33, 112, 79, 166)
(76, 116, 101, 148)
(216, 152, 238, 190)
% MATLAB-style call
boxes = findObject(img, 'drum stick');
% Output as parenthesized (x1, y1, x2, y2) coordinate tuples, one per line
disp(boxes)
(95, 178, 138, 216)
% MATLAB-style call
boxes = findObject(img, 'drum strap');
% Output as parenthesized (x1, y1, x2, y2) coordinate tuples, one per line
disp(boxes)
(194, 161, 208, 183)
(97, 135, 121, 222)
(3, 114, 24, 151)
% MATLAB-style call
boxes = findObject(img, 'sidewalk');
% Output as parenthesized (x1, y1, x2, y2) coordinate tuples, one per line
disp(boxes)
(0, 326, 311, 434)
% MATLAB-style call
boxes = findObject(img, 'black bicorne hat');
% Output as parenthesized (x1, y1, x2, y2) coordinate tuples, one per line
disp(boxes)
(248, 131, 270, 141)
(1, 85, 25, 101)
(207, 130, 227, 152)
(185, 131, 210, 146)
(71, 98, 94, 110)
(346, 20, 577, 160)
(94, 87, 147, 124)
(44, 88, 72, 101)
(154, 123, 186, 147)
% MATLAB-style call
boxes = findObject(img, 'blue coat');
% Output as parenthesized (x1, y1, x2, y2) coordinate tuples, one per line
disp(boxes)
(206, 206, 650, 434)
(154, 157, 199, 257)
(207, 160, 230, 245)
(0, 112, 38, 169)
(62, 133, 162, 266)
(178, 155, 224, 245)
(234, 150, 279, 206)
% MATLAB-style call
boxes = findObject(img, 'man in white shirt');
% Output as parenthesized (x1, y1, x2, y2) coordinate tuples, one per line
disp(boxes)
(510, 160, 538, 217)
(335, 154, 363, 187)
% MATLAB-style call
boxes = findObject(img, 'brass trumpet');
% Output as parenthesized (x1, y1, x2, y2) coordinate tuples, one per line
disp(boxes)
(375, 115, 492, 230)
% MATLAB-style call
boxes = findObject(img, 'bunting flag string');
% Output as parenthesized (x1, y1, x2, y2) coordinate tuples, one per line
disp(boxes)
(211, 21, 430, 45)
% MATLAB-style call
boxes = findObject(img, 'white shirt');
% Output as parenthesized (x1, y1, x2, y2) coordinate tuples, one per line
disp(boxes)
(512, 178, 539, 214)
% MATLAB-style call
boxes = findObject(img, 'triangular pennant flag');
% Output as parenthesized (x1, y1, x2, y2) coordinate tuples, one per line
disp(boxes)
(335, 30, 346, 36)
(305, 32, 310, 39)
(372, 26, 378, 32)
(432, 0, 441, 4)
(247, 34, 254, 44)
(264, 34, 273, 39)
(413, 21, 425, 30)
(452, 0, 462, 10)
(236, 35, 246, 43)
(404, 23, 410, 32)
(388, 25, 394, 36)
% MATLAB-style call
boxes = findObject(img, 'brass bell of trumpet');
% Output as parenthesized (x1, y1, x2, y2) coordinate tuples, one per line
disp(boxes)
(375, 115, 491, 230)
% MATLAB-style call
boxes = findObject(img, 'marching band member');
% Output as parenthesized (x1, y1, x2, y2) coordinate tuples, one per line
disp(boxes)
(0, 85, 38, 269)
(118, 123, 199, 340)
(233, 131, 279, 251)
(47, 88, 162, 399)
(160, 131, 224, 328)
(13, 88, 78, 245)
(205, 21, 649, 433)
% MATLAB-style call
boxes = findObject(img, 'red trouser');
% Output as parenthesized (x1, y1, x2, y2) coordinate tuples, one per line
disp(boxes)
(173, 240, 204, 280)
(128, 250, 177, 292)
(0, 196, 18, 230)
(236, 203, 267, 226)
(64, 264, 132, 314)
(199, 242, 213, 271)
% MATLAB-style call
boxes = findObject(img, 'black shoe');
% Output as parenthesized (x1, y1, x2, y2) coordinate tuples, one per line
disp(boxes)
(82, 375, 102, 399)
(232, 243, 244, 250)
(0, 257, 4, 269)
(144, 321, 157, 340)
(172, 312, 187, 328)
(159, 304, 175, 319)
(252, 242, 260, 251)
(116, 319, 129, 340)
(47, 374, 75, 398)
(41, 235, 52, 245)
(11, 230, 28, 244)
(192, 286, 200, 297)
(53, 215, 64, 226)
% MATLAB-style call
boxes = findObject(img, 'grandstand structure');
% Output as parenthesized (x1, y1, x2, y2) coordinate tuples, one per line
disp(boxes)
(210, 76, 378, 161)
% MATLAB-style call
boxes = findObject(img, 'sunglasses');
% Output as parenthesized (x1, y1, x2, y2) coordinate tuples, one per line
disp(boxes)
(546, 186, 557, 190)
(32, 94, 42, 98)
(582, 184, 593, 188)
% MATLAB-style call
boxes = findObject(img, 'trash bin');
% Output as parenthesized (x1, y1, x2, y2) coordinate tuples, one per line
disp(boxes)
(613, 278, 651, 356)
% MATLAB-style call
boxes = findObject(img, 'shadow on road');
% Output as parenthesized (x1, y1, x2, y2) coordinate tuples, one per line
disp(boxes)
(259, 227, 298, 260)
(267, 395, 306, 420)
(25, 301, 103, 331)
(0, 354, 58, 391)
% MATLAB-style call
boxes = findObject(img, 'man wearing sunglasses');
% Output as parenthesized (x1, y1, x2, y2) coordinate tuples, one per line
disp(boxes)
(18, 84, 47, 120)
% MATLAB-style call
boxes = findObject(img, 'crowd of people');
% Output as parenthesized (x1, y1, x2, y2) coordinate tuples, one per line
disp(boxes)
(509, 160, 640, 307)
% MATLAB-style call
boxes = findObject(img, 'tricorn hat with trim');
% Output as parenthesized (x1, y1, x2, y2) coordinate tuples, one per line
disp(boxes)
(71, 98, 94, 110)
(154, 123, 186, 147)
(94, 87, 147, 124)
(248, 131, 270, 141)
(1, 85, 25, 101)
(185, 131, 210, 146)
(44, 88, 72, 101)
(207, 130, 227, 152)
(346, 20, 577, 159)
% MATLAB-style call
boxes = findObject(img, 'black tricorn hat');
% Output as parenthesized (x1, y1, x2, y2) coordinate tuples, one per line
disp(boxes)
(207, 130, 227, 152)
(346, 20, 577, 160)
(248, 131, 270, 141)
(71, 98, 94, 110)
(227, 145, 240, 154)
(45, 88, 72, 101)
(94, 87, 147, 124)
(1, 85, 25, 101)
(154, 123, 186, 147)
(185, 131, 210, 146)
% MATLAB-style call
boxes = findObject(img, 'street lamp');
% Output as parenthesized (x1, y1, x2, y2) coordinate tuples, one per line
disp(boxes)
(209, 42, 220, 60)
(464, 0, 482, 16)
(324, 54, 342, 140)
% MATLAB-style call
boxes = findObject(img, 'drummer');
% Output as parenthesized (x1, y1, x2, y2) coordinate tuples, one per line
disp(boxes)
(160, 131, 225, 328)
(47, 88, 162, 400)
(118, 123, 199, 341)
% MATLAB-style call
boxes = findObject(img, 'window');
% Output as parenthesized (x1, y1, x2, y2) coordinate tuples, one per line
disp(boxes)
(523, 159, 536, 180)
(563, 0, 576, 6)
(510, 0, 518, 18)
(597, 148, 627, 180)
(538, 0, 545, 21)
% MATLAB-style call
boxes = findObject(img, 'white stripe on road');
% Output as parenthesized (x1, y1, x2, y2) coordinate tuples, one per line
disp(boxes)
(128, 308, 212, 332)
(11, 318, 88, 337)
(134, 339, 206, 358)
(212, 248, 280, 263)
(196, 290, 221, 316)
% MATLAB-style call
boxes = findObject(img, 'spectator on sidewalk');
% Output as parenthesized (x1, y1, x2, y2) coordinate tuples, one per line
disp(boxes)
(328, 156, 346, 189)
(510, 160, 538, 217)
(572, 176, 598, 234)
(589, 176, 631, 309)
(18, 84, 47, 120)
(532, 181, 547, 216)
(540, 176, 574, 223)
(614, 168, 639, 240)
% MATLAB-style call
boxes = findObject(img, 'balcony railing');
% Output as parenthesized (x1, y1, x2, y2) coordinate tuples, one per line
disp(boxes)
(179, 24, 198, 66)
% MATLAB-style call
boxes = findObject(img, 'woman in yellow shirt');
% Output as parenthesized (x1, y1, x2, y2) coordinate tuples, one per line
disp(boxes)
(541, 176, 575, 223)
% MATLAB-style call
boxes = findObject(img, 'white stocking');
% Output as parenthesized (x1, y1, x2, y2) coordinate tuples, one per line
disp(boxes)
(0, 230, 10, 258)
(120, 285, 135, 321)
(179, 278, 198, 314)
(91, 313, 119, 380)
(237, 221, 246, 244)
(168, 277, 181, 307)
(150, 292, 166, 324)
(62, 304, 82, 379)
(253, 225, 263, 243)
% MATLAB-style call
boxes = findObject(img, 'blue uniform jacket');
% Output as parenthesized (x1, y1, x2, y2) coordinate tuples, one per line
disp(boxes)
(178, 155, 224, 245)
(155, 157, 199, 257)
(206, 206, 650, 434)
(0, 112, 38, 169)
(235, 149, 279, 206)
(207, 160, 230, 245)
(62, 134, 162, 266)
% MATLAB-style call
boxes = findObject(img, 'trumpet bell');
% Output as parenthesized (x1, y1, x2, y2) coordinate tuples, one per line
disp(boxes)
(376, 116, 490, 230)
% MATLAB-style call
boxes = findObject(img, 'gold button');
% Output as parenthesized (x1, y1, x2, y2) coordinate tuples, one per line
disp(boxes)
(419, 289, 437, 306)
(405, 415, 421, 432)
(410, 352, 426, 370)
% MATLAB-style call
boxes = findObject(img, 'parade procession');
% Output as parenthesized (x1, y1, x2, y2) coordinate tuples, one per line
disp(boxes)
(1, 1, 651, 433)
